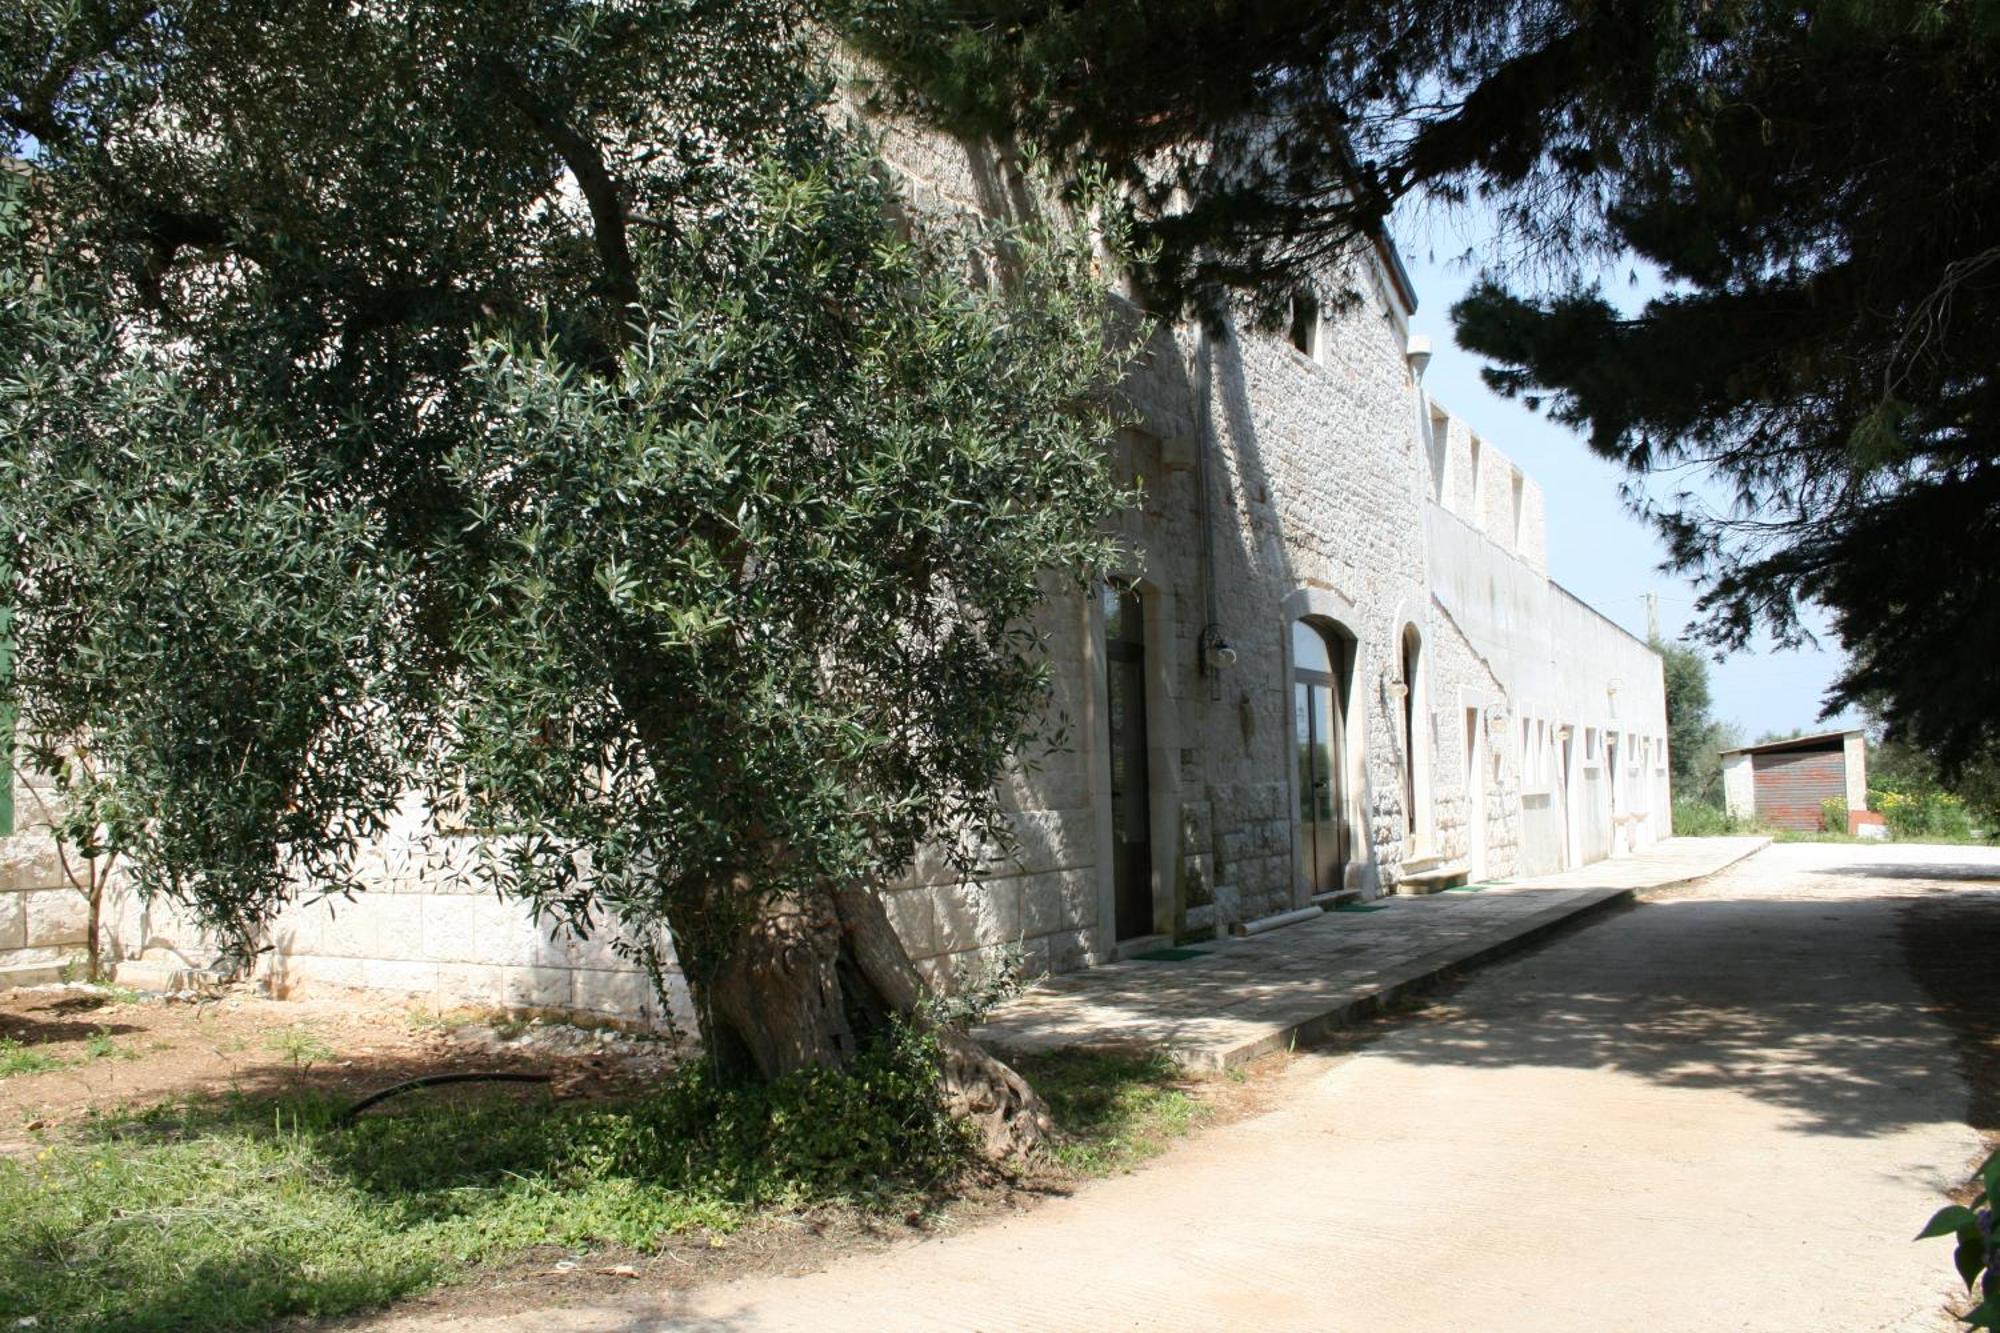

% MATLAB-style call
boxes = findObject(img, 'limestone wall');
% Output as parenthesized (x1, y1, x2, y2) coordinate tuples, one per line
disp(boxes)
(0, 768, 104, 986)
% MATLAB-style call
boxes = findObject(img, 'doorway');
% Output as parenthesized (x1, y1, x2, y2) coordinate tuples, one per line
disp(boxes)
(1104, 582, 1153, 941)
(1400, 626, 1424, 852)
(1293, 620, 1352, 896)
(1464, 708, 1487, 880)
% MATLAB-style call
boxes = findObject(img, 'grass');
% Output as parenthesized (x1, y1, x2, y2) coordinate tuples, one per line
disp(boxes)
(83, 1032, 138, 1063)
(1671, 799, 1761, 838)
(0, 1090, 740, 1331)
(0, 1022, 140, 1080)
(262, 1027, 337, 1073)
(0, 1038, 64, 1079)
(1013, 1049, 1207, 1176)
(1675, 796, 1995, 846)
(0, 1037, 1205, 1332)
(1769, 827, 1995, 846)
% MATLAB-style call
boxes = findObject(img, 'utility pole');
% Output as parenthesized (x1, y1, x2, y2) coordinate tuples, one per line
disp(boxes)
(1645, 592, 1661, 642)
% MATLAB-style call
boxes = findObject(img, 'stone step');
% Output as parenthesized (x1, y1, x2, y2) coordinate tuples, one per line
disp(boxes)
(1394, 861, 1472, 895)
(0, 959, 75, 988)
(112, 952, 229, 994)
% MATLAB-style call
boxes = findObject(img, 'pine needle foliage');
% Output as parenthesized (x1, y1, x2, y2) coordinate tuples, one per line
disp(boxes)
(850, 0, 2000, 771)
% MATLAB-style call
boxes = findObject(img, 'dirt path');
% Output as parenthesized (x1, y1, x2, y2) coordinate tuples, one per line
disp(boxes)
(359, 841, 1991, 1332)
(0, 986, 676, 1156)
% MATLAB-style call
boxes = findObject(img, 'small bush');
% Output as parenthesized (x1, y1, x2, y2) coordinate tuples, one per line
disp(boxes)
(558, 1023, 970, 1209)
(1875, 788, 1976, 840)
(1821, 796, 1850, 832)
(1672, 798, 1754, 837)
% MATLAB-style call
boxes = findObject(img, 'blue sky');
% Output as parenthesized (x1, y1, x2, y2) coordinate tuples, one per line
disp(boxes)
(1389, 212, 1858, 741)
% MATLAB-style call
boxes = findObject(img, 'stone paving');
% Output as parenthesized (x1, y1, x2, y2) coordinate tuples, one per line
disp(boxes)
(970, 835, 1772, 1069)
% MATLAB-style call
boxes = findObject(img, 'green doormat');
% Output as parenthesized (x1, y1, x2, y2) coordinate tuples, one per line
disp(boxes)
(1131, 946, 1211, 962)
(1333, 902, 1388, 913)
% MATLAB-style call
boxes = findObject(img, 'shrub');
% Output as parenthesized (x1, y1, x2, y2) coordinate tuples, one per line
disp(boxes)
(1874, 788, 1975, 840)
(558, 1023, 971, 1208)
(1672, 798, 1754, 837)
(1919, 1148, 2000, 1328)
(1820, 796, 1849, 833)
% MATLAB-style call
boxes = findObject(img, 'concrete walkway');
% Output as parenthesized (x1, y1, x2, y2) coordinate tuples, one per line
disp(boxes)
(370, 839, 1987, 1332)
(973, 835, 1770, 1069)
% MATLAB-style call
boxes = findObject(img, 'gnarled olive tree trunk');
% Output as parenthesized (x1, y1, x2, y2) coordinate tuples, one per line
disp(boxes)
(676, 878, 1051, 1159)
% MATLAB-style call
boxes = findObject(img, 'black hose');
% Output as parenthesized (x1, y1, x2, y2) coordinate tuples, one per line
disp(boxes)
(339, 1071, 553, 1124)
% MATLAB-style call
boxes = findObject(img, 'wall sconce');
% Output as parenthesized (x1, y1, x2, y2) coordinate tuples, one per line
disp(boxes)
(1200, 624, 1236, 673)
(1406, 335, 1433, 383)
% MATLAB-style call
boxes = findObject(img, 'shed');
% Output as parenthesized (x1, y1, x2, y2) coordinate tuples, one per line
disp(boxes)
(1720, 729, 1868, 831)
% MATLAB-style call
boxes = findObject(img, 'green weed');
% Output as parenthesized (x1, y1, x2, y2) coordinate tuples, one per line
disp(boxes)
(262, 1027, 336, 1073)
(83, 1032, 136, 1062)
(0, 1039, 64, 1079)
(1013, 1049, 1206, 1176)
(1670, 799, 1760, 837)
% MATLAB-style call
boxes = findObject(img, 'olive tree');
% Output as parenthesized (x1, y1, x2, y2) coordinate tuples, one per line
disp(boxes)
(0, 0, 1132, 1152)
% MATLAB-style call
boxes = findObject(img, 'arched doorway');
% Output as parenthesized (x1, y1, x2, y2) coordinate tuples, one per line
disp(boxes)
(1400, 625, 1429, 852)
(1293, 619, 1353, 896)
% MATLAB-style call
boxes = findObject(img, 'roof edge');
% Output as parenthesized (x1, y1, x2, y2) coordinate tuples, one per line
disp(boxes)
(1719, 727, 1865, 756)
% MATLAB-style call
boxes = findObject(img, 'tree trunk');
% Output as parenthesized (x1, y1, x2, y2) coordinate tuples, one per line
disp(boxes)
(684, 877, 1052, 1159)
(84, 874, 101, 984)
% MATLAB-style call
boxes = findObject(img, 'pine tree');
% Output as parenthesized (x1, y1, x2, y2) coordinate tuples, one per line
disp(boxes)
(852, 0, 2000, 771)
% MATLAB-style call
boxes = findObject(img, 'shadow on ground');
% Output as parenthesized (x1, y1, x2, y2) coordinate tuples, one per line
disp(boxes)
(1367, 893, 1966, 1139)
(1813, 860, 2000, 884)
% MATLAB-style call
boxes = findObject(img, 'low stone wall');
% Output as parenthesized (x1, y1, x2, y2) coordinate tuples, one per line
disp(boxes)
(0, 827, 93, 986)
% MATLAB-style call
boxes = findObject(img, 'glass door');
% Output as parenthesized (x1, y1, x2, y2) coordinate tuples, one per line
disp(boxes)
(1293, 621, 1348, 895)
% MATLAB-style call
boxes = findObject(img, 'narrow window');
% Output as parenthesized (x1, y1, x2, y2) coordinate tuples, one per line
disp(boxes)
(1427, 406, 1450, 502)
(1289, 292, 1319, 359)
(1468, 435, 1484, 524)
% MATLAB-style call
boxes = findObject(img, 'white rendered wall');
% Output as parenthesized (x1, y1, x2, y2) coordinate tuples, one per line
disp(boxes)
(1723, 752, 1757, 819)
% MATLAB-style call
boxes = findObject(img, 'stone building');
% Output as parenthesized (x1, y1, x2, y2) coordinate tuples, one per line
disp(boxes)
(0, 120, 1672, 1017)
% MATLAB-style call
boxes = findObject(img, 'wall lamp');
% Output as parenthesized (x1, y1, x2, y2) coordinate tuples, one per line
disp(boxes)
(1406, 335, 1434, 383)
(1200, 624, 1237, 673)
